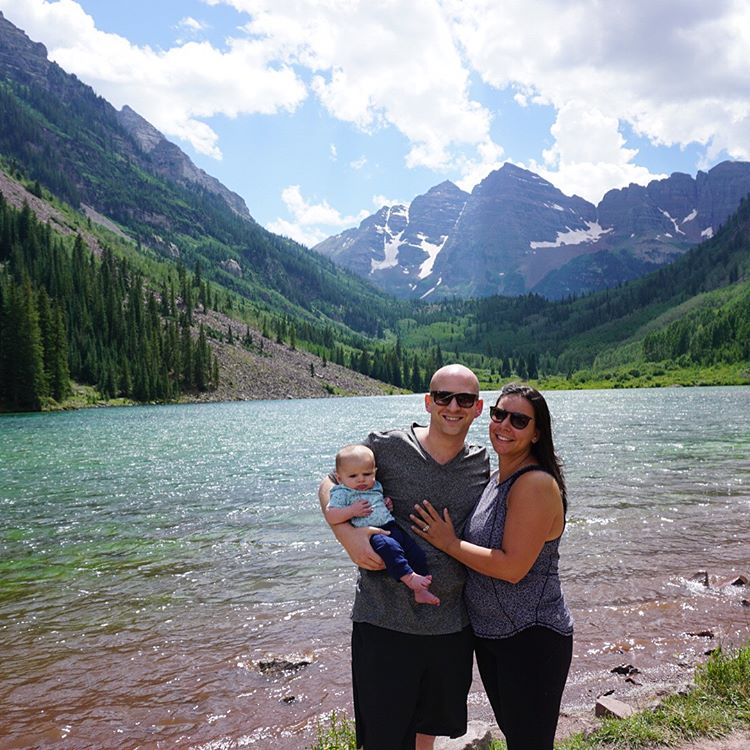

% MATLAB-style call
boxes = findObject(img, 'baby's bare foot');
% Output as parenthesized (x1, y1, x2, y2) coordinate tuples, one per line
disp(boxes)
(401, 573, 440, 606)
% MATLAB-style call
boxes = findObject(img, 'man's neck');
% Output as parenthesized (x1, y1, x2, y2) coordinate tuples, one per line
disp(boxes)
(414, 425, 467, 465)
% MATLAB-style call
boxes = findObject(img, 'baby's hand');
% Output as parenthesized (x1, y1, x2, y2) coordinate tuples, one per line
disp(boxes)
(384, 496, 394, 512)
(351, 499, 372, 517)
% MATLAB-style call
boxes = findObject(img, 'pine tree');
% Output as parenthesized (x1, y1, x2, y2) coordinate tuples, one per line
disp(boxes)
(195, 323, 208, 391)
(7, 277, 47, 409)
(181, 322, 193, 389)
(49, 302, 70, 401)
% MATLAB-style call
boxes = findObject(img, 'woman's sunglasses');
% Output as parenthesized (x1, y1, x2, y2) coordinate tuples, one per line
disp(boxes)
(430, 391, 478, 408)
(489, 406, 534, 430)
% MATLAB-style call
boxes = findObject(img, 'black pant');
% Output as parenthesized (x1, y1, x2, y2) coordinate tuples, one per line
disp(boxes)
(474, 626, 573, 750)
(351, 622, 473, 750)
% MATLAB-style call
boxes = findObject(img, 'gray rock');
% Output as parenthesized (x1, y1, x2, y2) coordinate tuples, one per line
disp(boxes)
(690, 570, 710, 586)
(595, 695, 635, 719)
(220, 258, 243, 277)
(718, 574, 748, 587)
(257, 657, 311, 675)
(434, 721, 494, 750)
(686, 629, 715, 638)
(610, 663, 640, 676)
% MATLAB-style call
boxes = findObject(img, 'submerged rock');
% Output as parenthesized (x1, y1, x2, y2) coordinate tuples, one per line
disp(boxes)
(718, 574, 748, 587)
(257, 657, 312, 675)
(610, 663, 640, 676)
(690, 571, 710, 587)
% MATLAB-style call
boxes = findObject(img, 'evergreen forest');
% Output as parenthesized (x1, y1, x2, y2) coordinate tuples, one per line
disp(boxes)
(0, 195, 218, 411)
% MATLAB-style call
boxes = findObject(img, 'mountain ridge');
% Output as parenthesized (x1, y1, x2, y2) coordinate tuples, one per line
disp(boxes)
(314, 160, 750, 300)
(0, 11, 252, 221)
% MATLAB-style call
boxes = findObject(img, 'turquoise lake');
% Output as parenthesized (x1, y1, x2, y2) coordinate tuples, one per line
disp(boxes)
(1, 387, 749, 748)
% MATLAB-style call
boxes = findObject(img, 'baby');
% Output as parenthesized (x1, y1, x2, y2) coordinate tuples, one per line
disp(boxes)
(326, 444, 439, 605)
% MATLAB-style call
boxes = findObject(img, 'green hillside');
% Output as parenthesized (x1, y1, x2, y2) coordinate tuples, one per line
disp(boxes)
(399, 197, 750, 388)
(0, 70, 404, 338)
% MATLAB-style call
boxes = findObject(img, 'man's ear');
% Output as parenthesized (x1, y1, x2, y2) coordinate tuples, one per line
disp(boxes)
(474, 398, 484, 418)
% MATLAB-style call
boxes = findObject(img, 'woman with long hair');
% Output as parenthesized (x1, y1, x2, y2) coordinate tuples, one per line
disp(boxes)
(411, 383, 573, 750)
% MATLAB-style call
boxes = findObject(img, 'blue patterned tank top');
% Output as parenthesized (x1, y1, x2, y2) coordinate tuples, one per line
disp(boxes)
(463, 465, 573, 639)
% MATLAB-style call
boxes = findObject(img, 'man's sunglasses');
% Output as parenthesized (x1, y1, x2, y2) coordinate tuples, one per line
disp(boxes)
(430, 391, 479, 408)
(489, 407, 534, 430)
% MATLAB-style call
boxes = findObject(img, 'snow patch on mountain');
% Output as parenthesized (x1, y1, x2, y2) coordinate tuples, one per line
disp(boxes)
(419, 277, 443, 299)
(417, 234, 449, 279)
(370, 205, 408, 272)
(660, 209, 686, 235)
(529, 221, 612, 250)
(371, 230, 403, 272)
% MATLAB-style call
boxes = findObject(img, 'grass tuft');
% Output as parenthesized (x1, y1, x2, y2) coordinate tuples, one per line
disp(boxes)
(555, 643, 750, 750)
(310, 710, 356, 750)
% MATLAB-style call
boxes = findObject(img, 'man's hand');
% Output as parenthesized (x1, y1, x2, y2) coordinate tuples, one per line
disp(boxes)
(319, 476, 386, 570)
(338, 524, 388, 570)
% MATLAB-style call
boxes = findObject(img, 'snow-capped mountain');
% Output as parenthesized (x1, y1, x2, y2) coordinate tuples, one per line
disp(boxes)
(313, 161, 750, 300)
(314, 181, 469, 298)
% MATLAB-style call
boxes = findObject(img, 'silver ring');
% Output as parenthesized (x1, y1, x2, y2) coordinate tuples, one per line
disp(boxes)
(422, 525, 430, 532)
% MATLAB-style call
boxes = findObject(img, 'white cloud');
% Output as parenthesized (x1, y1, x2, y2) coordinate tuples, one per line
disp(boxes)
(207, 0, 499, 172)
(264, 218, 327, 248)
(350, 155, 367, 170)
(329, 143, 337, 160)
(0, 0, 307, 158)
(448, 0, 750, 199)
(3, 0, 750, 211)
(455, 139, 505, 192)
(267, 185, 370, 246)
(280, 185, 368, 226)
(177, 17, 208, 33)
(526, 101, 666, 203)
(372, 194, 404, 208)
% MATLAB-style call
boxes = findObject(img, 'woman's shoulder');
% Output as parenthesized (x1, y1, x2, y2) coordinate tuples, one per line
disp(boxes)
(508, 465, 560, 496)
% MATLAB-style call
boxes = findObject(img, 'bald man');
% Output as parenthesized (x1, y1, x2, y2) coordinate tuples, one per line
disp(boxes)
(320, 365, 490, 750)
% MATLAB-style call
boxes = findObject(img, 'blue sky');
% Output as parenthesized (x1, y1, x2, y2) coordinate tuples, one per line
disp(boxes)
(1, 0, 747, 247)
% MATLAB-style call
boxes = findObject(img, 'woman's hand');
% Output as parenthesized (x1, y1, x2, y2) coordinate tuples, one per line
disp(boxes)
(410, 500, 457, 553)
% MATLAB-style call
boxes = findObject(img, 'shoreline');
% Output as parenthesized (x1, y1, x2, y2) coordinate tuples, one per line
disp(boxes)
(6, 375, 750, 416)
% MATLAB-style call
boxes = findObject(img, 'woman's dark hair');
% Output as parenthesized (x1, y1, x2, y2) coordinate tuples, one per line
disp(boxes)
(498, 382, 567, 513)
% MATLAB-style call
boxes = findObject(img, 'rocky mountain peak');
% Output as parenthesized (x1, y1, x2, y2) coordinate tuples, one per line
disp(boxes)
(315, 159, 750, 300)
(0, 12, 253, 223)
(0, 11, 51, 86)
(115, 105, 253, 220)
(117, 105, 164, 153)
